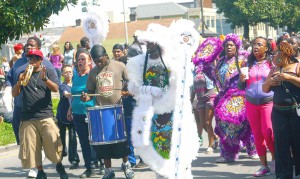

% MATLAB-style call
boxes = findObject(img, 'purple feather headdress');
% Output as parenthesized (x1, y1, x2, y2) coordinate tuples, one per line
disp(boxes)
(222, 33, 242, 50)
(192, 37, 223, 65)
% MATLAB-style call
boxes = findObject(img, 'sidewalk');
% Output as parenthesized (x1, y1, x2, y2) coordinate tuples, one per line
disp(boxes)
(0, 142, 18, 153)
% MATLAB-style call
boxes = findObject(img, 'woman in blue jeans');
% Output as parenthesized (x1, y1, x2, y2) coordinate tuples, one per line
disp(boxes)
(67, 49, 96, 178)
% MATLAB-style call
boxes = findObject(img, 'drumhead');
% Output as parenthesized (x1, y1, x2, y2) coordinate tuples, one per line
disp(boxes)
(87, 104, 123, 110)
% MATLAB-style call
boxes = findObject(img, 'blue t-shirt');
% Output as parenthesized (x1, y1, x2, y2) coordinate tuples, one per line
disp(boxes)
(71, 73, 94, 115)
(56, 83, 72, 124)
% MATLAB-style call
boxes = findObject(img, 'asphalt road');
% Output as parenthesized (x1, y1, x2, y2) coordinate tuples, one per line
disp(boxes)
(0, 133, 276, 179)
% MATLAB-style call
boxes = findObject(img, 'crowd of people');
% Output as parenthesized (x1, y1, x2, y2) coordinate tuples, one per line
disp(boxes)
(1, 22, 300, 179)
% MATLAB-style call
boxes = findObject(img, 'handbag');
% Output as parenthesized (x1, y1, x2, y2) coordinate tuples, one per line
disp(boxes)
(282, 82, 300, 116)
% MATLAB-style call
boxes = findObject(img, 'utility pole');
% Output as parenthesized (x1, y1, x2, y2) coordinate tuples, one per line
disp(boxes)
(252, 0, 258, 38)
(122, 0, 129, 44)
(200, 0, 205, 36)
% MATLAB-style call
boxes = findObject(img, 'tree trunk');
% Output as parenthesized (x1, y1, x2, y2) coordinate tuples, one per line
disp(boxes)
(265, 23, 269, 38)
(243, 21, 250, 40)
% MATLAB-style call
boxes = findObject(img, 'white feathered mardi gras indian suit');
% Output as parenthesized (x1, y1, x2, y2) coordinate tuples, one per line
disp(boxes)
(126, 20, 199, 179)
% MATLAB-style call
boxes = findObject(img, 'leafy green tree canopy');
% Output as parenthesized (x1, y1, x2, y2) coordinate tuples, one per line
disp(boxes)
(0, 0, 77, 45)
(213, 0, 300, 38)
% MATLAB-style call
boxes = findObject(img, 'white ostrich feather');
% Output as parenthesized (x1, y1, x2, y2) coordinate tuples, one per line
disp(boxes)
(82, 12, 109, 46)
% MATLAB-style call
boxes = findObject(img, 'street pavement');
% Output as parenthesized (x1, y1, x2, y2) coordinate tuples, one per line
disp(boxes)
(0, 133, 276, 179)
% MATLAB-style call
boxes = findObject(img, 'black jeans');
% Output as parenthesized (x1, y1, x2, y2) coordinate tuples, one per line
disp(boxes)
(58, 121, 80, 164)
(12, 106, 21, 145)
(272, 107, 300, 179)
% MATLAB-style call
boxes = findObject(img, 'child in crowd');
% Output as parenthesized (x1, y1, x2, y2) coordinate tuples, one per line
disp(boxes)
(56, 65, 80, 169)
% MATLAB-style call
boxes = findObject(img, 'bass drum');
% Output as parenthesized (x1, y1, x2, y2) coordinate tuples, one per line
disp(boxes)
(87, 104, 127, 145)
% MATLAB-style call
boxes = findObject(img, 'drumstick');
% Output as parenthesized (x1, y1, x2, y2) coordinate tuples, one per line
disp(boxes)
(72, 89, 123, 97)
(72, 94, 101, 97)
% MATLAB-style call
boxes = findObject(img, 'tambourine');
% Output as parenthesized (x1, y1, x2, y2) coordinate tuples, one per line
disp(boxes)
(192, 37, 223, 65)
(21, 64, 34, 86)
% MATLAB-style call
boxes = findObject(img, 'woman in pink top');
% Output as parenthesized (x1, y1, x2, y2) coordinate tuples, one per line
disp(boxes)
(50, 43, 64, 84)
(238, 37, 275, 177)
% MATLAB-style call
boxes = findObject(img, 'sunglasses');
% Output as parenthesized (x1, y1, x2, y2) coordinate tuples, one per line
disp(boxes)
(93, 55, 105, 62)
(28, 55, 42, 60)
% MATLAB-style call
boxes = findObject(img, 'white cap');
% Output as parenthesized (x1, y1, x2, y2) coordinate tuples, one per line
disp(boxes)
(267, 36, 273, 40)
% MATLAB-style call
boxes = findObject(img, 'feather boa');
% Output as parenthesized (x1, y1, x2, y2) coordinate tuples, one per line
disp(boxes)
(127, 20, 199, 179)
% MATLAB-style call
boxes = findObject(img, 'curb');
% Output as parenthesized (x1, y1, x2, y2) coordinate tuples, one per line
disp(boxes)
(0, 142, 18, 153)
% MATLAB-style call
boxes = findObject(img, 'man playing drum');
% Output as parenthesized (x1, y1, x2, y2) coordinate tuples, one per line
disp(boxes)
(81, 44, 134, 179)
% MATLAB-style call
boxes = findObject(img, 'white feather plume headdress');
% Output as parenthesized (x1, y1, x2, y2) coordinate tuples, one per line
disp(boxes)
(169, 19, 200, 54)
(137, 23, 172, 56)
(82, 12, 109, 46)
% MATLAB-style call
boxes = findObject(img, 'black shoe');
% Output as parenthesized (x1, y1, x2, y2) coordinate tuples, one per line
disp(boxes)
(80, 169, 96, 178)
(62, 151, 68, 157)
(135, 160, 148, 168)
(69, 161, 79, 170)
(94, 161, 99, 168)
(102, 169, 115, 179)
(56, 163, 69, 179)
(36, 170, 47, 179)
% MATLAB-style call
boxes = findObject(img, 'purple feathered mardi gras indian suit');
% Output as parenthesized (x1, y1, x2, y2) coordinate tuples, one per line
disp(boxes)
(193, 34, 257, 161)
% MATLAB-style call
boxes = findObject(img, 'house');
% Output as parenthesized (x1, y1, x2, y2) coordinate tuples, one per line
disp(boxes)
(135, 2, 188, 20)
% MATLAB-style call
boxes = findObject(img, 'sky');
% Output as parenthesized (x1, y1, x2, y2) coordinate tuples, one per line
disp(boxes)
(48, 0, 192, 27)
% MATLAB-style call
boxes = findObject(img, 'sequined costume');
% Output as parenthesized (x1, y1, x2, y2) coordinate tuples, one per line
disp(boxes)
(205, 50, 257, 161)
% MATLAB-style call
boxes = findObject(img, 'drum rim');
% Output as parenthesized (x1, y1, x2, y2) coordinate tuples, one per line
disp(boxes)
(87, 104, 123, 110)
(90, 138, 127, 145)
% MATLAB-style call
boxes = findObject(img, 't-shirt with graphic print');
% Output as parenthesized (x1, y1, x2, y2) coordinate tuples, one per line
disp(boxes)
(86, 60, 128, 105)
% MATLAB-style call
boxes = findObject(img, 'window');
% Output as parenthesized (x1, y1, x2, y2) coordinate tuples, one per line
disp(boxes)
(211, 19, 215, 28)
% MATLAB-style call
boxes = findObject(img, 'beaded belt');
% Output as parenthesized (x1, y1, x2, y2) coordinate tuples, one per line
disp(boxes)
(273, 104, 297, 110)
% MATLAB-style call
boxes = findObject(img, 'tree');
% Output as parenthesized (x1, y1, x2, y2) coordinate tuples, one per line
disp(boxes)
(213, 0, 300, 39)
(213, 0, 252, 39)
(0, 0, 77, 45)
(283, 0, 300, 33)
(236, 0, 298, 32)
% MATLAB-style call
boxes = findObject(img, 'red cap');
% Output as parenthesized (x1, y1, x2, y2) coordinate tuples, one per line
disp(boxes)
(26, 49, 43, 59)
(14, 43, 23, 52)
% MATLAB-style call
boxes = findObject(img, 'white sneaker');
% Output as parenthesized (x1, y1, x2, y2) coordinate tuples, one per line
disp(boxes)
(250, 154, 259, 159)
(205, 147, 214, 154)
(27, 169, 37, 178)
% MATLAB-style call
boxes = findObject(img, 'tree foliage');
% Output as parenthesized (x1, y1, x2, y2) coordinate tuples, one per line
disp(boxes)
(0, 0, 77, 45)
(213, 0, 300, 38)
